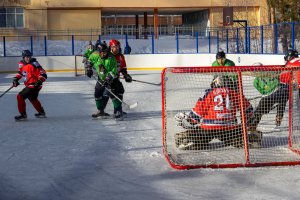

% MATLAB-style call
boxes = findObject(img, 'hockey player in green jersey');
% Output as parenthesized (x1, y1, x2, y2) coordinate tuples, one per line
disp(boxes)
(212, 51, 238, 90)
(253, 72, 279, 96)
(248, 59, 291, 132)
(212, 51, 235, 67)
(82, 41, 95, 75)
(86, 42, 122, 120)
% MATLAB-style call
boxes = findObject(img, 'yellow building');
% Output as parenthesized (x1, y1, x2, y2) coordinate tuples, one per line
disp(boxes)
(0, 0, 270, 36)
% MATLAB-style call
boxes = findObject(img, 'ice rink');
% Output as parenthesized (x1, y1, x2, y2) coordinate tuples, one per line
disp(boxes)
(1, 71, 300, 200)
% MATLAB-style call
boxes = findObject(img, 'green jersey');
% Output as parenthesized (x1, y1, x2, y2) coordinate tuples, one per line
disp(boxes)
(254, 76, 279, 95)
(212, 59, 235, 67)
(84, 48, 95, 58)
(88, 52, 118, 81)
(88, 52, 101, 66)
(212, 59, 237, 81)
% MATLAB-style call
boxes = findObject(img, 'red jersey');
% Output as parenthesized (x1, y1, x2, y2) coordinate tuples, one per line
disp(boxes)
(280, 58, 300, 88)
(190, 87, 252, 130)
(113, 53, 127, 75)
(15, 58, 47, 88)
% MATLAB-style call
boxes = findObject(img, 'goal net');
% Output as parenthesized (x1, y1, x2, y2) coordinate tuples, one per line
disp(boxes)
(162, 65, 300, 169)
(75, 54, 86, 76)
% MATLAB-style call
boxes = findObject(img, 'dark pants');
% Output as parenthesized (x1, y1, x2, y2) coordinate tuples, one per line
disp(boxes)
(17, 87, 43, 114)
(94, 79, 125, 112)
(248, 84, 289, 129)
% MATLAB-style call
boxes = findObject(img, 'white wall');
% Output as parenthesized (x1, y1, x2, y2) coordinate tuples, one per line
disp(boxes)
(125, 54, 285, 69)
(0, 54, 286, 73)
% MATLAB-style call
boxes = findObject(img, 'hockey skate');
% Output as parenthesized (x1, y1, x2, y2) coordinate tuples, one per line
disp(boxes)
(35, 108, 46, 118)
(276, 116, 283, 127)
(92, 110, 110, 119)
(248, 130, 262, 148)
(15, 113, 27, 121)
(114, 111, 124, 121)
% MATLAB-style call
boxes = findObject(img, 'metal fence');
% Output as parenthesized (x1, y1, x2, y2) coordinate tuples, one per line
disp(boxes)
(0, 22, 299, 56)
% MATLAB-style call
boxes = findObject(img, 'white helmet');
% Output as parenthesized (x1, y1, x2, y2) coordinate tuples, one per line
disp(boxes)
(211, 76, 224, 88)
(252, 62, 263, 66)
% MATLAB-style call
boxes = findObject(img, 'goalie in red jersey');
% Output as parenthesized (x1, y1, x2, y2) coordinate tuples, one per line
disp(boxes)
(12, 50, 47, 121)
(174, 75, 257, 150)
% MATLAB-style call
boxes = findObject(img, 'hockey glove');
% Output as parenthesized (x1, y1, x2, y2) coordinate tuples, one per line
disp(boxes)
(124, 73, 132, 82)
(12, 77, 20, 87)
(102, 81, 110, 88)
(86, 68, 93, 78)
(34, 79, 43, 89)
(105, 72, 115, 84)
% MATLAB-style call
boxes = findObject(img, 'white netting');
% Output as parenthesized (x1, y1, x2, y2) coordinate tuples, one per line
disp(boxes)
(162, 66, 300, 169)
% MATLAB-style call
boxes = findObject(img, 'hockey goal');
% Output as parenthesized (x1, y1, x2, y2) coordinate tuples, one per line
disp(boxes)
(75, 54, 86, 76)
(162, 65, 300, 169)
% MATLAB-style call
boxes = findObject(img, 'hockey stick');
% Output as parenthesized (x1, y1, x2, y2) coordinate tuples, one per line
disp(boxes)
(120, 77, 161, 86)
(92, 76, 138, 109)
(0, 86, 14, 98)
(249, 95, 263, 101)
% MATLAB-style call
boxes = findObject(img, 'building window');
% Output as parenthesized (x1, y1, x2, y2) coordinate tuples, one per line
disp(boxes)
(0, 7, 24, 28)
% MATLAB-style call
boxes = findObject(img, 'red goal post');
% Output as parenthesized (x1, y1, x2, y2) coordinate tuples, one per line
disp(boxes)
(161, 65, 300, 169)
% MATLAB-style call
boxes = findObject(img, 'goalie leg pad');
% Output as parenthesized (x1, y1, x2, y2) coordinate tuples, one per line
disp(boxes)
(174, 130, 212, 150)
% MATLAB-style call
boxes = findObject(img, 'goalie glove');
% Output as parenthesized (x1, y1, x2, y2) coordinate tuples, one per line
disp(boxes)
(181, 118, 201, 129)
(175, 112, 201, 129)
(175, 112, 189, 122)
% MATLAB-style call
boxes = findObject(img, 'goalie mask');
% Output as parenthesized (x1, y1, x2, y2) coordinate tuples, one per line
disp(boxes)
(211, 76, 225, 88)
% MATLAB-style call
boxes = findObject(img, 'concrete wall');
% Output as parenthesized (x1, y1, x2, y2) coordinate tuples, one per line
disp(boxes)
(47, 10, 101, 30)
(0, 54, 285, 73)
(2, 0, 269, 33)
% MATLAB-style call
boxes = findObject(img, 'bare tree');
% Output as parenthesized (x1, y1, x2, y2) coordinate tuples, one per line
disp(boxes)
(266, 0, 300, 53)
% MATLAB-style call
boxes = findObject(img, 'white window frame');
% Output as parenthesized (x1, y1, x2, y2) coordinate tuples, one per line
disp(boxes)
(0, 7, 24, 28)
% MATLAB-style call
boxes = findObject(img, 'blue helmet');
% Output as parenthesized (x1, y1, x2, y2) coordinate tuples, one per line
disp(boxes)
(22, 49, 32, 57)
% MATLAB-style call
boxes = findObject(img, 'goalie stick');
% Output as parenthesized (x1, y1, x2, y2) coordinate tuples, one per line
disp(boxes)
(120, 77, 161, 86)
(0, 86, 14, 98)
(92, 76, 138, 109)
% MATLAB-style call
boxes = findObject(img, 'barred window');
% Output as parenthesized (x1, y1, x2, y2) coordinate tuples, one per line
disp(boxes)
(0, 7, 24, 28)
